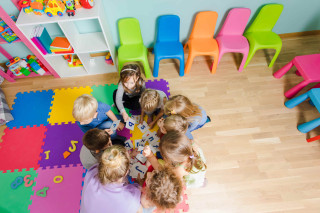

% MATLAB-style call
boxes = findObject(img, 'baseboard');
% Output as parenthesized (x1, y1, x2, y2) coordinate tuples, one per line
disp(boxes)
(279, 30, 320, 38)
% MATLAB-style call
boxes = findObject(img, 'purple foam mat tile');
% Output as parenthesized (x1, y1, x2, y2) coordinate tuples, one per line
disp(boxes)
(145, 79, 170, 98)
(39, 123, 84, 168)
(117, 127, 132, 139)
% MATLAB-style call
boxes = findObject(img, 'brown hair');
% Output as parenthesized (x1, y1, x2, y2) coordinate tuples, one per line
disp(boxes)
(160, 131, 206, 174)
(164, 95, 201, 120)
(140, 89, 160, 113)
(163, 115, 188, 133)
(119, 64, 145, 94)
(98, 145, 130, 185)
(82, 128, 111, 151)
(146, 166, 182, 209)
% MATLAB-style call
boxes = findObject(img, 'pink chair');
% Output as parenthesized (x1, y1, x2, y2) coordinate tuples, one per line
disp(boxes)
(273, 54, 320, 98)
(216, 8, 251, 72)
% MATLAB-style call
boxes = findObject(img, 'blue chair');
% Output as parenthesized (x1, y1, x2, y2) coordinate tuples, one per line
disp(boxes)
(153, 15, 184, 77)
(285, 88, 320, 133)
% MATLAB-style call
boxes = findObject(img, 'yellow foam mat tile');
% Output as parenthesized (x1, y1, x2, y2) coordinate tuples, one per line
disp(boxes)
(130, 115, 159, 147)
(48, 87, 93, 125)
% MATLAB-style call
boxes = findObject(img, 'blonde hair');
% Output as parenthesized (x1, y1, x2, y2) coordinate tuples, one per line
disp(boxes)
(160, 131, 206, 174)
(72, 94, 98, 121)
(140, 89, 160, 113)
(98, 145, 130, 185)
(146, 166, 182, 209)
(119, 64, 145, 94)
(164, 95, 201, 121)
(163, 115, 188, 133)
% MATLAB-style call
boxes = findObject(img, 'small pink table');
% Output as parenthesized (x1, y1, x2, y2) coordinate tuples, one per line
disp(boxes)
(273, 54, 320, 98)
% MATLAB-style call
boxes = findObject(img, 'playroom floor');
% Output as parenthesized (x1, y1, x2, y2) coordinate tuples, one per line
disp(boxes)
(1, 34, 320, 213)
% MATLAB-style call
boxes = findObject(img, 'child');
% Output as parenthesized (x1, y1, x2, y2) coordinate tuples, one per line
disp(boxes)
(164, 95, 210, 132)
(157, 114, 193, 139)
(72, 94, 125, 139)
(113, 63, 145, 122)
(140, 167, 183, 212)
(80, 145, 142, 213)
(80, 128, 126, 170)
(139, 89, 168, 128)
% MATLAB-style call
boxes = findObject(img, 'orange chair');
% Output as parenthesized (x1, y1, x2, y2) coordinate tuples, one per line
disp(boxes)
(184, 11, 219, 74)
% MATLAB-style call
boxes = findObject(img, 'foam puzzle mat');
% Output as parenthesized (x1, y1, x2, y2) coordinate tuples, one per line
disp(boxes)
(0, 79, 189, 213)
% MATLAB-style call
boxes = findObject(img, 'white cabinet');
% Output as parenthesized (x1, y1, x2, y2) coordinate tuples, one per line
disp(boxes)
(16, 0, 117, 78)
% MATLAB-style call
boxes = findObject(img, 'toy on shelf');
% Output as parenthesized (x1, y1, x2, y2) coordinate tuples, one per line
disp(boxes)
(80, 0, 94, 9)
(63, 54, 83, 67)
(6, 57, 23, 76)
(45, 0, 66, 17)
(0, 16, 19, 43)
(105, 52, 114, 65)
(30, 0, 45, 15)
(64, 0, 76, 16)
(74, 0, 82, 9)
(26, 55, 46, 75)
(19, 0, 34, 14)
(19, 58, 31, 76)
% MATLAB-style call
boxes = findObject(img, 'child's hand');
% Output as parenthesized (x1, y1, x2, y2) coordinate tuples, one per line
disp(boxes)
(122, 112, 129, 122)
(129, 148, 139, 158)
(157, 117, 164, 128)
(117, 122, 125, 131)
(105, 129, 113, 135)
(143, 145, 153, 158)
(148, 121, 155, 129)
(139, 118, 144, 124)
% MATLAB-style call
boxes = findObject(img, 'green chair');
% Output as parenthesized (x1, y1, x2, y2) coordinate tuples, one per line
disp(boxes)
(244, 4, 284, 68)
(117, 18, 151, 78)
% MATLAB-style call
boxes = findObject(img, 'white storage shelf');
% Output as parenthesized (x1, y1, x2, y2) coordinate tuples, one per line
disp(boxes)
(15, 0, 117, 78)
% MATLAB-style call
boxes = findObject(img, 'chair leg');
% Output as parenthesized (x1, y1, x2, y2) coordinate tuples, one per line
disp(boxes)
(269, 47, 282, 68)
(238, 52, 248, 72)
(183, 42, 188, 51)
(298, 117, 320, 133)
(243, 46, 257, 68)
(210, 53, 219, 74)
(217, 51, 224, 66)
(153, 55, 160, 78)
(141, 58, 151, 79)
(273, 61, 294, 79)
(178, 57, 184, 77)
(285, 80, 309, 99)
(285, 93, 309, 108)
(184, 52, 195, 74)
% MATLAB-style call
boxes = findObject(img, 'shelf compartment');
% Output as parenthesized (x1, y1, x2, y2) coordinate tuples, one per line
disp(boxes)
(78, 53, 116, 75)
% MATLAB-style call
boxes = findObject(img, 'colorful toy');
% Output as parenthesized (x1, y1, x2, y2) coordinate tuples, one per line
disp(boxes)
(45, 0, 66, 17)
(30, 0, 45, 15)
(26, 55, 46, 75)
(36, 187, 49, 197)
(19, 0, 34, 14)
(45, 150, 50, 159)
(64, 0, 76, 16)
(6, 57, 23, 76)
(80, 0, 94, 9)
(0, 16, 19, 43)
(69, 140, 78, 152)
(18, 58, 31, 76)
(63, 54, 83, 67)
(105, 52, 114, 65)
(24, 175, 34, 187)
(11, 176, 24, 189)
(63, 151, 71, 159)
(74, 0, 82, 9)
(53, 175, 63, 183)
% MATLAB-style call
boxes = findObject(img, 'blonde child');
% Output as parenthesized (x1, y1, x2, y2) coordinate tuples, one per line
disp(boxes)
(113, 64, 145, 122)
(164, 95, 210, 132)
(144, 131, 207, 188)
(73, 94, 125, 140)
(80, 145, 142, 213)
(140, 167, 183, 213)
(139, 89, 168, 128)
(157, 114, 193, 139)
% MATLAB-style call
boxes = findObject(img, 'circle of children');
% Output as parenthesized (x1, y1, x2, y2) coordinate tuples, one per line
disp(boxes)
(74, 63, 210, 213)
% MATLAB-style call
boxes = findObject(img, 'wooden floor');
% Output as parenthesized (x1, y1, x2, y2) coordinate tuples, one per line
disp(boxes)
(1, 34, 320, 212)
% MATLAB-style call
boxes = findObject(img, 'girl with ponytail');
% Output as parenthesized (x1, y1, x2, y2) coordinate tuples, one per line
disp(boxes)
(80, 145, 142, 213)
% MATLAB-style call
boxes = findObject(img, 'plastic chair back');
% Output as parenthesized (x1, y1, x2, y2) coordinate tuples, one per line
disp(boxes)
(118, 18, 143, 45)
(189, 11, 218, 39)
(217, 8, 251, 36)
(246, 4, 283, 33)
(157, 15, 180, 43)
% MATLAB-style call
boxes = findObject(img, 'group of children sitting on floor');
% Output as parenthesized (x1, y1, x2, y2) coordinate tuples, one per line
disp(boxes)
(72, 63, 210, 213)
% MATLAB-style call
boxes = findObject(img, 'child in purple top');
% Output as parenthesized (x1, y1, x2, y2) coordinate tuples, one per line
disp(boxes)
(80, 145, 142, 213)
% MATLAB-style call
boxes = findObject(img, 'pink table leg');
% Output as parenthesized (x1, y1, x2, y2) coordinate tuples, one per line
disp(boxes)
(285, 80, 309, 99)
(273, 60, 294, 79)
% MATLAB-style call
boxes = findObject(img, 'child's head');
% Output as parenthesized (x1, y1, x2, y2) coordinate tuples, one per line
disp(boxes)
(160, 115, 188, 134)
(164, 95, 201, 118)
(140, 89, 160, 114)
(119, 63, 144, 92)
(145, 166, 182, 210)
(82, 128, 111, 151)
(72, 94, 98, 123)
(160, 131, 206, 173)
(98, 145, 130, 185)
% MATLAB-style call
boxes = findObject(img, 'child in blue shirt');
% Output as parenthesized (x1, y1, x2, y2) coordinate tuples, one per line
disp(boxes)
(72, 94, 125, 140)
